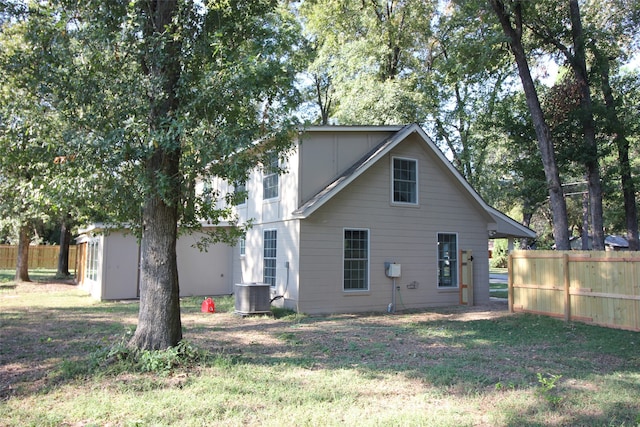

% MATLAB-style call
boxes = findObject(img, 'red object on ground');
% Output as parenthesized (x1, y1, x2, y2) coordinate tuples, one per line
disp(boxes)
(201, 297, 215, 313)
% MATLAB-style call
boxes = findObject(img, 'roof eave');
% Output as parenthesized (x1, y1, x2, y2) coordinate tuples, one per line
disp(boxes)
(487, 207, 537, 239)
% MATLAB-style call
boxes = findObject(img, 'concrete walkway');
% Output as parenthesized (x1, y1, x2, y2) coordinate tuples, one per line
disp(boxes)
(490, 273, 508, 284)
(489, 273, 507, 299)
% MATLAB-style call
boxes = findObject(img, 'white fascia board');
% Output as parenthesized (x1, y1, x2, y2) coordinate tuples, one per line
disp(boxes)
(487, 206, 537, 239)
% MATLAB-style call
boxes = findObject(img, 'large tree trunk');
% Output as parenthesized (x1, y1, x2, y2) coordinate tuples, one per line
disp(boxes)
(581, 191, 590, 250)
(57, 215, 71, 277)
(489, 0, 571, 250)
(129, 0, 183, 351)
(596, 52, 639, 251)
(520, 210, 534, 249)
(130, 163, 182, 350)
(15, 224, 31, 282)
(315, 74, 332, 125)
(569, 0, 605, 250)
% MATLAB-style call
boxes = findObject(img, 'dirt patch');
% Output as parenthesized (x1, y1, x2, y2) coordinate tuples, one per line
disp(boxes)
(181, 299, 514, 376)
(1, 280, 77, 293)
(4, 284, 630, 402)
(2, 284, 639, 426)
(185, 299, 510, 339)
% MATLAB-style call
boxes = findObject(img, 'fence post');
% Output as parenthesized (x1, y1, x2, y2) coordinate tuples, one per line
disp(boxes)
(508, 253, 514, 313)
(563, 253, 571, 323)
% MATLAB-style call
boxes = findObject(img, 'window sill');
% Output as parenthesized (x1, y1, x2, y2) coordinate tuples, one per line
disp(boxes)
(343, 290, 370, 296)
(437, 287, 459, 293)
(390, 202, 420, 208)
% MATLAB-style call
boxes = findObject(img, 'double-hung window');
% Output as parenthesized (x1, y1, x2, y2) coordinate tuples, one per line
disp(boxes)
(343, 229, 369, 291)
(239, 237, 246, 257)
(262, 152, 279, 200)
(437, 233, 458, 288)
(263, 230, 277, 287)
(202, 180, 214, 207)
(392, 157, 418, 204)
(234, 181, 247, 206)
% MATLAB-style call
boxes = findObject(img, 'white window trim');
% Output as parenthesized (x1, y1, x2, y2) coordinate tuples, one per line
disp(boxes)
(391, 156, 419, 206)
(437, 232, 459, 289)
(239, 237, 246, 257)
(263, 229, 277, 287)
(343, 228, 370, 292)
(234, 181, 247, 206)
(86, 236, 101, 283)
(262, 153, 279, 201)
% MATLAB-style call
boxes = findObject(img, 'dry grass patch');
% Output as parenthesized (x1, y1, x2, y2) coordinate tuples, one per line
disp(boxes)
(1, 281, 639, 426)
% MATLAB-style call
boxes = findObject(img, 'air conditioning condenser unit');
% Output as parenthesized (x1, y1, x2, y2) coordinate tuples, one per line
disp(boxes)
(234, 283, 271, 315)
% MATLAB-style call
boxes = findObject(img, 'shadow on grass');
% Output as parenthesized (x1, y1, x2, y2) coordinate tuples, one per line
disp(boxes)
(0, 294, 234, 399)
(2, 290, 639, 425)
(0, 269, 77, 283)
(0, 293, 142, 399)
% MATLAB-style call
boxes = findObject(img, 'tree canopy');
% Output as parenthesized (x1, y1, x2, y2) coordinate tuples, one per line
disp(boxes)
(298, 0, 639, 250)
(1, 0, 305, 350)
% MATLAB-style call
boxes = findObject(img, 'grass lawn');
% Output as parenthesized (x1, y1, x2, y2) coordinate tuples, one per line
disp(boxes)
(489, 268, 508, 299)
(490, 267, 508, 275)
(0, 269, 66, 283)
(1, 279, 639, 426)
(490, 283, 508, 299)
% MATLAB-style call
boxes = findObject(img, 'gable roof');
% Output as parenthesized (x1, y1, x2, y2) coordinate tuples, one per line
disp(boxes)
(292, 124, 536, 240)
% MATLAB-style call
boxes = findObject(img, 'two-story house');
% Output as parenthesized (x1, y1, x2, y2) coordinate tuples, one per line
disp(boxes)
(77, 124, 535, 313)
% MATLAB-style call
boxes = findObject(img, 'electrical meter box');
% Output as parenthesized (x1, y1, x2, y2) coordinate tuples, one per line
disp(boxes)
(386, 263, 401, 278)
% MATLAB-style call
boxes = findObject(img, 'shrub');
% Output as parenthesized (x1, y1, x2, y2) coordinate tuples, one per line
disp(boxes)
(490, 239, 509, 269)
(101, 337, 210, 375)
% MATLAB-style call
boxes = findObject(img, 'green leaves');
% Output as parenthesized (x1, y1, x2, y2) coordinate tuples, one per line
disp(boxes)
(300, 0, 436, 125)
(0, 3, 66, 228)
(0, 0, 305, 250)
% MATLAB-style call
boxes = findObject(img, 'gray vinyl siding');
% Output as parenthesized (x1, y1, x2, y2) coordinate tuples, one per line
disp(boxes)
(89, 230, 235, 300)
(298, 135, 490, 314)
(176, 231, 233, 296)
(298, 131, 396, 205)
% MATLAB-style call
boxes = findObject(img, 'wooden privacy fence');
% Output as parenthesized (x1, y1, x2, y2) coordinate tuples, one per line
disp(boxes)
(0, 245, 77, 270)
(508, 250, 640, 332)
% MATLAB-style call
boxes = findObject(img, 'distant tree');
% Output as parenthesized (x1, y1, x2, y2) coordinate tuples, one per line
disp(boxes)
(488, 0, 571, 250)
(587, 0, 640, 249)
(300, 0, 435, 124)
(426, 1, 513, 189)
(567, 0, 605, 250)
(598, 70, 640, 244)
(0, 3, 64, 281)
(487, 93, 549, 248)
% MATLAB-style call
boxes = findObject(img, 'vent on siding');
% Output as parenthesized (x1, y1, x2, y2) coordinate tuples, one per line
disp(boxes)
(234, 283, 271, 315)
